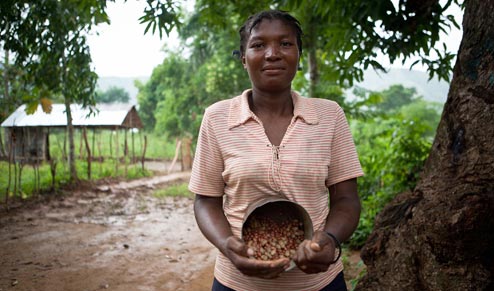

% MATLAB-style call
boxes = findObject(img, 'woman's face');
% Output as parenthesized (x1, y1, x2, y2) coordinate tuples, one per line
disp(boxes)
(242, 19, 300, 93)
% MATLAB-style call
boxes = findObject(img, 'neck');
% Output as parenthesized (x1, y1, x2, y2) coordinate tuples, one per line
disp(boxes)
(249, 88, 293, 117)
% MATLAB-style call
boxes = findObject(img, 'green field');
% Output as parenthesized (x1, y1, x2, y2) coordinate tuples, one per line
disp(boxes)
(0, 130, 177, 201)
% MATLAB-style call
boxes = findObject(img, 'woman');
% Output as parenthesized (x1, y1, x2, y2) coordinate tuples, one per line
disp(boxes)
(189, 10, 363, 291)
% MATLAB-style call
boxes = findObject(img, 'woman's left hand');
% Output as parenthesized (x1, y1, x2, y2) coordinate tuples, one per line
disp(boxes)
(292, 230, 337, 274)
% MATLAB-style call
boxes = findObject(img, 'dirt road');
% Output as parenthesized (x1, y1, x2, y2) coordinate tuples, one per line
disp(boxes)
(0, 171, 217, 291)
(0, 165, 363, 291)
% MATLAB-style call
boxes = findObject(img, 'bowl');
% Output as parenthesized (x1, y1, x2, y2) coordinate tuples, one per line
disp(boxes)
(241, 197, 313, 271)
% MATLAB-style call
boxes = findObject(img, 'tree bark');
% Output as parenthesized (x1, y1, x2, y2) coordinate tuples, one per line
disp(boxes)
(65, 100, 77, 182)
(0, 49, 9, 158)
(306, 14, 319, 98)
(356, 1, 494, 290)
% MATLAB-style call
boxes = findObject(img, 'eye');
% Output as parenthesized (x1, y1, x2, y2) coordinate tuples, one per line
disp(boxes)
(281, 41, 293, 47)
(250, 42, 264, 49)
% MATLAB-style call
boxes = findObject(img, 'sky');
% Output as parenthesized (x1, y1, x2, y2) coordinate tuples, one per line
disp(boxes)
(87, 1, 464, 78)
(87, 1, 178, 78)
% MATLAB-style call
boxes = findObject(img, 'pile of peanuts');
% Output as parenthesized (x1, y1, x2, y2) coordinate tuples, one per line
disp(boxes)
(242, 216, 305, 261)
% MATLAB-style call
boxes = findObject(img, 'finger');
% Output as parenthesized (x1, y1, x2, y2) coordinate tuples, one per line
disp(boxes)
(241, 258, 289, 277)
(294, 240, 308, 261)
(259, 257, 290, 270)
(310, 241, 321, 252)
(294, 241, 311, 270)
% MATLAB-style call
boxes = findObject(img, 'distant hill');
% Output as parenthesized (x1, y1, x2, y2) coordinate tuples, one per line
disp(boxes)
(352, 68, 450, 103)
(97, 76, 149, 105)
(97, 68, 450, 106)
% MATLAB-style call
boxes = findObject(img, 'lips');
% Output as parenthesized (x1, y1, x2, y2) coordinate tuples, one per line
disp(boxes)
(262, 66, 285, 71)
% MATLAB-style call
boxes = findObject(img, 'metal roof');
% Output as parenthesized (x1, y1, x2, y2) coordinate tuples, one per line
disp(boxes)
(1, 103, 141, 128)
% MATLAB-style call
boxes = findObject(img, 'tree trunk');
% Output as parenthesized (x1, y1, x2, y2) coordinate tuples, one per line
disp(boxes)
(356, 1, 494, 290)
(308, 47, 318, 98)
(306, 15, 319, 98)
(1, 44, 10, 158)
(65, 100, 78, 182)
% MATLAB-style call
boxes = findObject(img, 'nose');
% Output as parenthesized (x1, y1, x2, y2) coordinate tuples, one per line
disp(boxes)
(265, 44, 281, 60)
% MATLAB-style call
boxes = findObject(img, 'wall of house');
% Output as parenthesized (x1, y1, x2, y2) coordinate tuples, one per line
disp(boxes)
(3, 127, 48, 162)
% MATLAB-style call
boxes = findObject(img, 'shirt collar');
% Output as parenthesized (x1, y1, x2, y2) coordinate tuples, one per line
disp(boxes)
(228, 89, 319, 129)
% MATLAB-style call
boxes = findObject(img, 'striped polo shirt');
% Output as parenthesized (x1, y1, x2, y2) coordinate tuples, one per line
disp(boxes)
(189, 89, 363, 291)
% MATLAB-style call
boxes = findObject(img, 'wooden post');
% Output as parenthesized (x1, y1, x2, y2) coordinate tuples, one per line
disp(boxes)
(124, 128, 128, 177)
(97, 131, 103, 175)
(181, 136, 193, 171)
(132, 128, 135, 163)
(78, 128, 84, 160)
(82, 127, 91, 179)
(50, 159, 57, 191)
(63, 127, 67, 162)
(109, 129, 113, 157)
(115, 128, 119, 175)
(141, 135, 147, 171)
(17, 160, 25, 199)
(5, 129, 14, 206)
(92, 127, 96, 160)
(168, 138, 182, 174)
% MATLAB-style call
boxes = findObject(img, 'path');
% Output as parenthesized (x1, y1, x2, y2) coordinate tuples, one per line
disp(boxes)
(0, 169, 217, 291)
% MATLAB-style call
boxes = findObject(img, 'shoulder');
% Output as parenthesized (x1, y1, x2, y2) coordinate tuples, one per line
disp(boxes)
(201, 95, 243, 130)
(205, 99, 233, 114)
(301, 95, 345, 119)
(309, 97, 342, 111)
(204, 95, 241, 115)
(203, 97, 237, 123)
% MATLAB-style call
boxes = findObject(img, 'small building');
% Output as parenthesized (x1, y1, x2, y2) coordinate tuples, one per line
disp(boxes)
(1, 103, 143, 162)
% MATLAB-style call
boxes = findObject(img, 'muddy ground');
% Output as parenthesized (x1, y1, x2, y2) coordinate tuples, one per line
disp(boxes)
(0, 162, 363, 291)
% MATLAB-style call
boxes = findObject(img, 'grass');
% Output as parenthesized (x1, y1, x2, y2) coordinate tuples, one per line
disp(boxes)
(341, 247, 366, 290)
(153, 182, 193, 198)
(48, 129, 177, 160)
(0, 158, 153, 201)
(0, 128, 178, 202)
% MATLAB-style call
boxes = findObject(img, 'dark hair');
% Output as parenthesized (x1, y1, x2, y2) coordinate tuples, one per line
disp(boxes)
(238, 10, 303, 58)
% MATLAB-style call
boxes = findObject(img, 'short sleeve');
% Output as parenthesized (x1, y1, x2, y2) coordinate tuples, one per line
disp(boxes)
(326, 105, 364, 187)
(188, 108, 225, 196)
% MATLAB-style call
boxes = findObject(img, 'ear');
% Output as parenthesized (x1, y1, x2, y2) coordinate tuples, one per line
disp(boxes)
(242, 56, 247, 69)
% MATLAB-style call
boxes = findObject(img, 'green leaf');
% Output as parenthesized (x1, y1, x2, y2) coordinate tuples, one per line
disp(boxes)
(25, 101, 39, 115)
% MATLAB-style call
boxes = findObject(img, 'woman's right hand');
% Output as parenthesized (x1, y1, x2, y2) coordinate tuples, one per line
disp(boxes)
(223, 236, 290, 279)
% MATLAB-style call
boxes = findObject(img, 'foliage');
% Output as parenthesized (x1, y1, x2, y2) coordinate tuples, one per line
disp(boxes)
(134, 1, 451, 250)
(138, 0, 182, 39)
(95, 86, 130, 103)
(138, 39, 250, 139)
(139, 0, 461, 88)
(1, 0, 111, 181)
(0, 0, 108, 108)
(135, 0, 460, 142)
(347, 85, 442, 248)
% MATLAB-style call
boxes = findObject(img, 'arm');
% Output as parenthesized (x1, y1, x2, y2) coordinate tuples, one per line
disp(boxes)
(325, 177, 361, 242)
(293, 178, 361, 273)
(194, 194, 290, 278)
